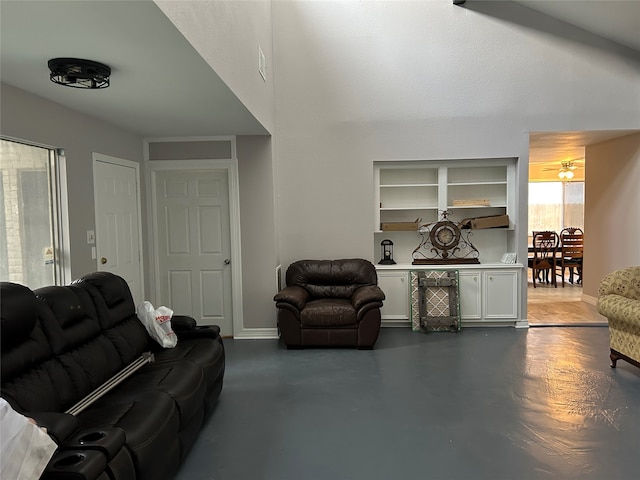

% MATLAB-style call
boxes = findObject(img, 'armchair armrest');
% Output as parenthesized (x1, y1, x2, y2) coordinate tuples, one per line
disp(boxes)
(351, 285, 385, 311)
(274, 286, 309, 310)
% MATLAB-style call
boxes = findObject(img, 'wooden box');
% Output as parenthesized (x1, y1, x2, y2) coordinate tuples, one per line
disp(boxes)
(461, 214, 509, 230)
(381, 222, 420, 231)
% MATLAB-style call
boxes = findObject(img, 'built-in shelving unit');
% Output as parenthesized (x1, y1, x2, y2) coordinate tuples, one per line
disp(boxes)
(375, 161, 513, 230)
(373, 158, 524, 328)
(379, 166, 439, 225)
(374, 158, 518, 264)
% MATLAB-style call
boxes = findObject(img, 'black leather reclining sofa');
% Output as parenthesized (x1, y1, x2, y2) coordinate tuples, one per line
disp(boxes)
(1, 272, 225, 480)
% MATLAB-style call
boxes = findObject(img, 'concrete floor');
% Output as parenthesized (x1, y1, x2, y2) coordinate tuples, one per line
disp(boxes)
(176, 327, 639, 480)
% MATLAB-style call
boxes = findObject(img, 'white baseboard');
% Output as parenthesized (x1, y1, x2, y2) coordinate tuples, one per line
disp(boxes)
(233, 327, 279, 340)
(582, 293, 597, 306)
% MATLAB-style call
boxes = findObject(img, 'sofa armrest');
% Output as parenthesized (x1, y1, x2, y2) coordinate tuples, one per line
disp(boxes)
(597, 295, 640, 325)
(175, 325, 221, 341)
(351, 285, 385, 311)
(29, 411, 80, 445)
(42, 449, 108, 480)
(171, 315, 197, 331)
(598, 267, 640, 300)
(274, 286, 309, 310)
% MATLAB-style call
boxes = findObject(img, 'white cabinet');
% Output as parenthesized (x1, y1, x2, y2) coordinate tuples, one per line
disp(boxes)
(483, 270, 519, 319)
(458, 271, 481, 320)
(377, 270, 409, 324)
(376, 265, 522, 327)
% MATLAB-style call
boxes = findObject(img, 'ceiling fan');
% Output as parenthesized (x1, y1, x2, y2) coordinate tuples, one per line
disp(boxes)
(541, 159, 584, 179)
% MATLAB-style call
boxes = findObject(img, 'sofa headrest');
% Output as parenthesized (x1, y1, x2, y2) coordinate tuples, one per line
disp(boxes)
(75, 272, 134, 308)
(35, 286, 86, 328)
(34, 285, 102, 354)
(286, 259, 377, 299)
(0, 282, 38, 350)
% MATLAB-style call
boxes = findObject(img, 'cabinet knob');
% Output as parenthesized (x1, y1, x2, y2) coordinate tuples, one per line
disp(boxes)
(100, 257, 107, 265)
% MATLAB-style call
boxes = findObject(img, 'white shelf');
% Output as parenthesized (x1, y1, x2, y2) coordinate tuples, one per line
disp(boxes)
(381, 206, 437, 211)
(381, 183, 438, 188)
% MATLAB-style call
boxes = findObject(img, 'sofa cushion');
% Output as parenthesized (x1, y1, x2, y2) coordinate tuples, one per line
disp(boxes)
(0, 282, 39, 350)
(0, 284, 54, 387)
(77, 390, 182, 480)
(35, 285, 102, 355)
(300, 299, 357, 327)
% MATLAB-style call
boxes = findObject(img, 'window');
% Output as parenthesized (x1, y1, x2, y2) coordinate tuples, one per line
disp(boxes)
(0, 138, 68, 288)
(528, 181, 584, 236)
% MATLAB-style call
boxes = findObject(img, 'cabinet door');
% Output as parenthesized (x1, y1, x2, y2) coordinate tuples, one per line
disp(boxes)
(483, 270, 518, 319)
(377, 271, 409, 322)
(458, 271, 481, 320)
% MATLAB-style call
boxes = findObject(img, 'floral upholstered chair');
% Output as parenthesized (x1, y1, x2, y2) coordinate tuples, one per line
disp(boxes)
(597, 266, 640, 369)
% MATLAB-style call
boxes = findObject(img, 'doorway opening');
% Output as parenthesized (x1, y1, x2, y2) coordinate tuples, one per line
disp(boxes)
(526, 132, 605, 326)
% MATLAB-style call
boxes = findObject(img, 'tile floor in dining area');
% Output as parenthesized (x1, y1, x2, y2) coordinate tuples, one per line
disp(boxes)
(527, 272, 605, 326)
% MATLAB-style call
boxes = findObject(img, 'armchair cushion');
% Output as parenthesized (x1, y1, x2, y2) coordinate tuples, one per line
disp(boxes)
(300, 299, 356, 327)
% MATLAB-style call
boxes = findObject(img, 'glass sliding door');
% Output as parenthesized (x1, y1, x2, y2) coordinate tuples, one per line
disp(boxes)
(528, 181, 584, 237)
(0, 138, 63, 288)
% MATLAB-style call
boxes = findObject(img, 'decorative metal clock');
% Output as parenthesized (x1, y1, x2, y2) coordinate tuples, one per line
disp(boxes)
(412, 210, 480, 265)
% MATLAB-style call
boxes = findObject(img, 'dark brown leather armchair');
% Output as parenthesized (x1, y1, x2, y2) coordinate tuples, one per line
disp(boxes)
(274, 259, 385, 349)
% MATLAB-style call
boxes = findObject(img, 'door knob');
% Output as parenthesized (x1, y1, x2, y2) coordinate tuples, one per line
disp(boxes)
(224, 259, 231, 265)
(101, 257, 107, 265)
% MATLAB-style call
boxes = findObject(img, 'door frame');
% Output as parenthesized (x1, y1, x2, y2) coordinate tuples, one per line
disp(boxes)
(92, 153, 145, 301)
(146, 157, 243, 338)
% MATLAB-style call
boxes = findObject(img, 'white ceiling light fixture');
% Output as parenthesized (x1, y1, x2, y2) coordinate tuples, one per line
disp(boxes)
(558, 161, 576, 180)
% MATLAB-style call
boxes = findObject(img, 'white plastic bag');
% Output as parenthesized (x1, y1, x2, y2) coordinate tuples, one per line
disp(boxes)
(136, 301, 177, 348)
(1, 398, 57, 480)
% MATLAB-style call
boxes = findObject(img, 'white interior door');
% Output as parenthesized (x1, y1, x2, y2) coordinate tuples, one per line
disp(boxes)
(154, 170, 233, 336)
(93, 154, 143, 305)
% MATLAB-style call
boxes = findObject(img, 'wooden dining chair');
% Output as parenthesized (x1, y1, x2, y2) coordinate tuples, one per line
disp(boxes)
(528, 231, 559, 288)
(556, 227, 584, 287)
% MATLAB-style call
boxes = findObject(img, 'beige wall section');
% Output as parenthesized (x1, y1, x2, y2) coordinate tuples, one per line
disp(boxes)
(155, 0, 275, 135)
(0, 83, 144, 280)
(270, 0, 640, 288)
(584, 133, 640, 298)
(237, 135, 278, 329)
(148, 140, 232, 160)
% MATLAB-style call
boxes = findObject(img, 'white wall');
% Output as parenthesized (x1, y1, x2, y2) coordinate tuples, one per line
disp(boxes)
(270, 0, 640, 278)
(0, 83, 144, 280)
(155, 0, 276, 135)
(584, 133, 640, 298)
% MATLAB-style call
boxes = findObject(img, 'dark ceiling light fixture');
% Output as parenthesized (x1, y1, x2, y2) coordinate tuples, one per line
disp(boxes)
(48, 58, 111, 89)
